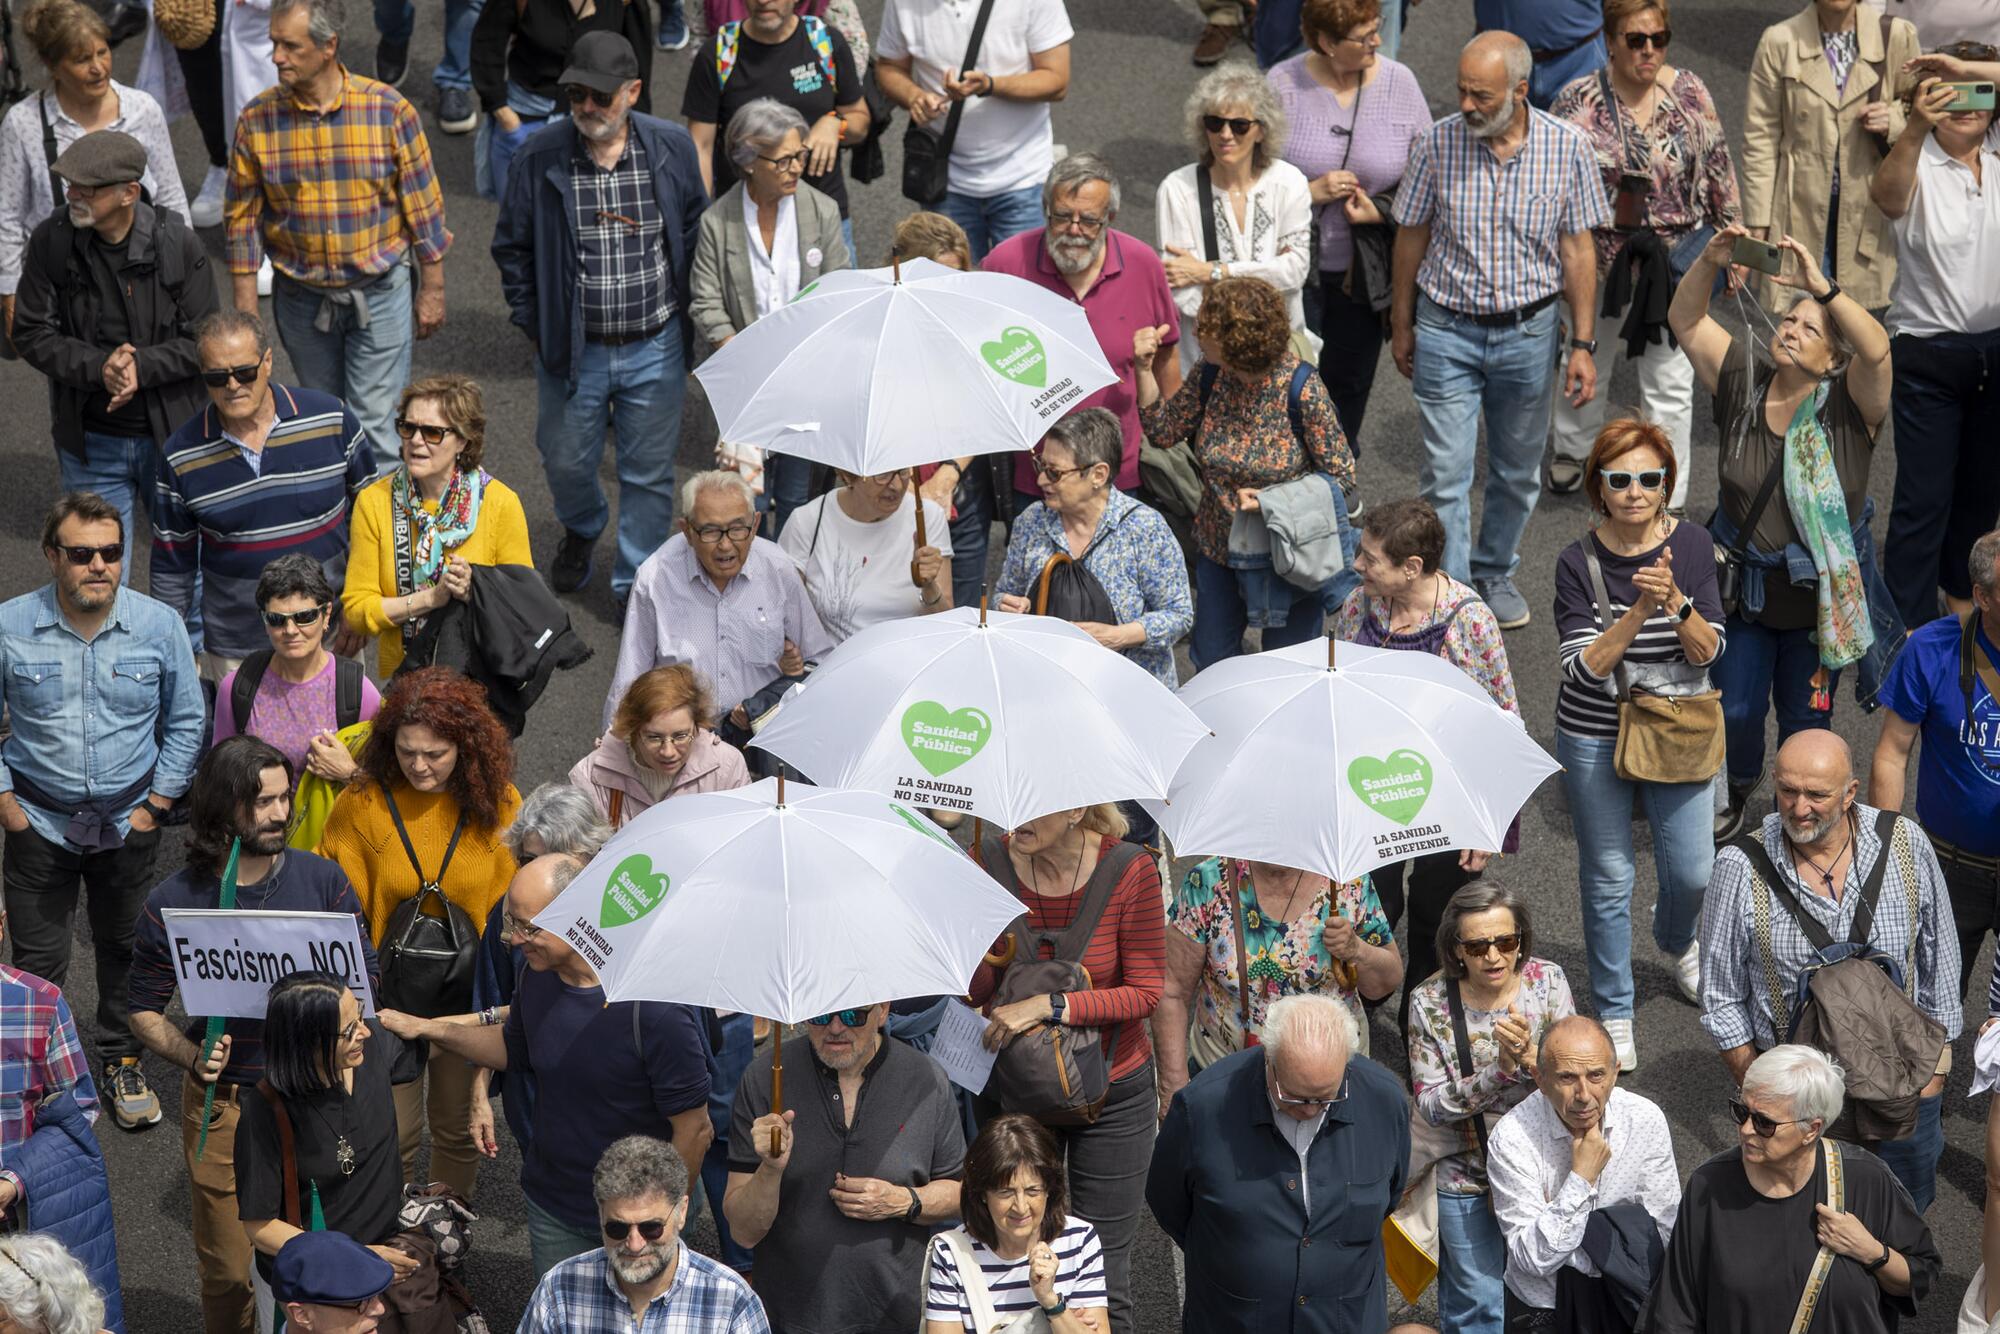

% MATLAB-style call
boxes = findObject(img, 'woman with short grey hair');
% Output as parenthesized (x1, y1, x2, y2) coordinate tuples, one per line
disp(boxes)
(690, 97, 852, 535)
(1155, 65, 1313, 373)
(504, 781, 612, 864)
(1649, 1043, 1942, 1334)
(0, 1235, 108, 1334)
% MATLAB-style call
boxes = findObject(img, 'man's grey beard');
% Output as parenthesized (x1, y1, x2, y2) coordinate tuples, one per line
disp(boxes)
(574, 110, 625, 143)
(1783, 809, 1843, 848)
(609, 1245, 670, 1285)
(67, 203, 94, 229)
(1048, 232, 1104, 275)
(1465, 91, 1516, 140)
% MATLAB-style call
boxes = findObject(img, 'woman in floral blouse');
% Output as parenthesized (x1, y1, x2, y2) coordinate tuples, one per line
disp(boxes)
(1137, 276, 1355, 670)
(1152, 857, 1400, 1120)
(1407, 883, 1575, 1334)
(1545, 0, 1742, 510)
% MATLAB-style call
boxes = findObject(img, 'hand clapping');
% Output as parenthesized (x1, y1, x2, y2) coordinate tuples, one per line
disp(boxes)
(1629, 546, 1682, 615)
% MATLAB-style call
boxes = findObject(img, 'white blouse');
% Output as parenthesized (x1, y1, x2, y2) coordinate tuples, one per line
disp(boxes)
(743, 188, 801, 323)
(1154, 158, 1314, 373)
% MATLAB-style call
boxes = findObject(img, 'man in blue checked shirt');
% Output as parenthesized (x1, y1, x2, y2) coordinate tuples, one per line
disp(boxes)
(1390, 30, 1609, 632)
(521, 1135, 770, 1334)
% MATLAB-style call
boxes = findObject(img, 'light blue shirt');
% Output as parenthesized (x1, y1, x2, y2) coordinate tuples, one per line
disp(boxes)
(0, 584, 203, 848)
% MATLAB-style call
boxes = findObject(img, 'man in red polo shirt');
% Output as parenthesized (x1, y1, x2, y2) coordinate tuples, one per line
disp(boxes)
(983, 153, 1183, 526)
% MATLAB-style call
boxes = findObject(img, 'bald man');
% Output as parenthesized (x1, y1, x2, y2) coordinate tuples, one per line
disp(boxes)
(1389, 31, 1608, 628)
(1698, 730, 1960, 1211)
(1486, 1017, 1679, 1318)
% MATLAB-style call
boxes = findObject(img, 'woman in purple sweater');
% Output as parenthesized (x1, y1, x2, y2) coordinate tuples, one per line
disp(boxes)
(1266, 0, 1431, 459)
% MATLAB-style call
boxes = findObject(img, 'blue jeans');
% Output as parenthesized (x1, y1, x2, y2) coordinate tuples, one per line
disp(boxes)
(939, 185, 1044, 262)
(525, 1196, 601, 1277)
(373, 0, 484, 89)
(1436, 1190, 1506, 1334)
(533, 323, 688, 600)
(61, 432, 156, 585)
(1710, 611, 1836, 790)
(700, 1012, 756, 1271)
(1378, 0, 1407, 59)
(1557, 730, 1715, 1019)
(1529, 37, 1607, 110)
(1871, 1092, 1943, 1214)
(484, 113, 553, 203)
(1412, 293, 1558, 584)
(1191, 554, 1323, 671)
(948, 462, 997, 613)
(763, 454, 813, 537)
(270, 263, 414, 478)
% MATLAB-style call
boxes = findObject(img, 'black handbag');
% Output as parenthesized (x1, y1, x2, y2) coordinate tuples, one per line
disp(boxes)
(377, 792, 478, 1019)
(851, 59, 893, 184)
(900, 0, 997, 206)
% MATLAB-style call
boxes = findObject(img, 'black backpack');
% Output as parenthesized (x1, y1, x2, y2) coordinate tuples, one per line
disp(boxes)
(376, 791, 478, 1018)
(1031, 550, 1118, 625)
(231, 649, 366, 737)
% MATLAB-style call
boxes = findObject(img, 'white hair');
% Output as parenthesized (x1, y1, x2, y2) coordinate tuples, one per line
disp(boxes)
(1259, 993, 1357, 1067)
(679, 469, 757, 519)
(1464, 31, 1532, 88)
(725, 98, 811, 169)
(0, 1236, 106, 1334)
(1743, 1044, 1846, 1129)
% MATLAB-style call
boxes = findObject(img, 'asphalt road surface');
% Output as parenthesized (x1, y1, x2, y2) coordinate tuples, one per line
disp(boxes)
(0, 0, 1989, 1330)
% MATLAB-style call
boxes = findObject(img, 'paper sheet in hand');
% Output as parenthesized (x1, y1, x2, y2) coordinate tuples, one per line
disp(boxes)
(931, 999, 999, 1094)
(1972, 1022, 2000, 1097)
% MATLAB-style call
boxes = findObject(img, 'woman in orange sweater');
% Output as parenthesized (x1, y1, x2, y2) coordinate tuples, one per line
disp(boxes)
(318, 667, 521, 1199)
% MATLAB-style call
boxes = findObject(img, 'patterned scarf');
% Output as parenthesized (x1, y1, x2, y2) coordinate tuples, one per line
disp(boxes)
(391, 465, 488, 591)
(1779, 384, 1873, 670)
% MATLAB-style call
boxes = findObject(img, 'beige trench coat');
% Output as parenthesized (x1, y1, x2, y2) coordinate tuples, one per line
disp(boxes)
(1740, 7, 1919, 312)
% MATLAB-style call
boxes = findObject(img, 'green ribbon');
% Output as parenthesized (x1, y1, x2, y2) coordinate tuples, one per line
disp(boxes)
(194, 837, 241, 1161)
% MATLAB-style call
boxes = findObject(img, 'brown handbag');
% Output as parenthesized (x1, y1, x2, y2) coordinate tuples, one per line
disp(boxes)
(1583, 548, 1724, 784)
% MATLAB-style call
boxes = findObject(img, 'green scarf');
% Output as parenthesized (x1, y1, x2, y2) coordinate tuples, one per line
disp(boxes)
(1779, 383, 1873, 671)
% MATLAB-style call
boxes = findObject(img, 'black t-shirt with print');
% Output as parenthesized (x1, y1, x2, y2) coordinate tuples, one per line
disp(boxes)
(682, 19, 860, 216)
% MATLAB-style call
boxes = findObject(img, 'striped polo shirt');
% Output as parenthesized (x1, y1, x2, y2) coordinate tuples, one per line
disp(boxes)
(152, 383, 374, 660)
(1393, 107, 1610, 315)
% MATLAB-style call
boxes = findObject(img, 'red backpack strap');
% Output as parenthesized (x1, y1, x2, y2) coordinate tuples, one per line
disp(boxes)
(256, 1080, 303, 1229)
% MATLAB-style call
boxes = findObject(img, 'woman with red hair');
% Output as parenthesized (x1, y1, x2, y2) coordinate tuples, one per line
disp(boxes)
(319, 667, 520, 1200)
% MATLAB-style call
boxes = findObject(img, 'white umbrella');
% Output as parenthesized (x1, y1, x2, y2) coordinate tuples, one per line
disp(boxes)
(753, 606, 1209, 829)
(1142, 637, 1560, 883)
(691, 258, 1118, 476)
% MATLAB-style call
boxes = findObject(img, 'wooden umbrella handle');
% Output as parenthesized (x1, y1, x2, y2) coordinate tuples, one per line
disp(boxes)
(769, 1024, 785, 1158)
(910, 469, 929, 588)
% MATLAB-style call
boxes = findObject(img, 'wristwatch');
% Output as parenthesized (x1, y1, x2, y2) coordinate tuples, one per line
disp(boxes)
(1041, 1296, 1070, 1317)
(144, 796, 175, 820)
(904, 1187, 923, 1223)
(1813, 280, 1842, 306)
(1672, 596, 1695, 624)
(1863, 1242, 1892, 1274)
(1209, 262, 1224, 283)
(1569, 337, 1598, 354)
(1049, 992, 1067, 1023)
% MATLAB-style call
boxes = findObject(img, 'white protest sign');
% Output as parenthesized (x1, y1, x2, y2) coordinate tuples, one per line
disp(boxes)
(162, 910, 376, 1019)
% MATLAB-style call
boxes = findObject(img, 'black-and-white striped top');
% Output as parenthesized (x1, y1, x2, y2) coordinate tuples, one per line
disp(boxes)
(923, 1215, 1106, 1331)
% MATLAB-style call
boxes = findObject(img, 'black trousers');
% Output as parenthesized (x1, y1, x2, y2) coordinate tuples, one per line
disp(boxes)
(173, 0, 230, 169)
(1936, 839, 2000, 1001)
(1317, 269, 1388, 458)
(1884, 328, 2000, 627)
(1371, 850, 1480, 1031)
(2, 823, 161, 1061)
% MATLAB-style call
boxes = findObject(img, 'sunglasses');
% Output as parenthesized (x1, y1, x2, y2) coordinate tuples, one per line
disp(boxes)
(262, 605, 328, 629)
(1457, 933, 1522, 959)
(1202, 114, 1258, 137)
(806, 1008, 870, 1028)
(395, 419, 454, 446)
(200, 363, 261, 388)
(1600, 469, 1666, 493)
(1729, 1097, 1805, 1138)
(52, 543, 123, 566)
(1622, 30, 1671, 50)
(566, 85, 617, 108)
(1031, 455, 1087, 484)
(602, 1218, 669, 1242)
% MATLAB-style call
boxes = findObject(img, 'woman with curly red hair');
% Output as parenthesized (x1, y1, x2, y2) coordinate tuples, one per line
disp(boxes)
(318, 666, 521, 1199)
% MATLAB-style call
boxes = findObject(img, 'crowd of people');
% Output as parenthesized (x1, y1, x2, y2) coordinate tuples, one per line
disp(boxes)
(0, 0, 1997, 1330)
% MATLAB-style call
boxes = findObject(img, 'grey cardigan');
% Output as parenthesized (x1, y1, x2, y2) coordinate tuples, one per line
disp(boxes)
(688, 180, 850, 349)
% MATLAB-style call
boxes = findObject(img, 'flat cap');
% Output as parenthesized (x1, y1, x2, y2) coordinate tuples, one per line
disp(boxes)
(270, 1232, 396, 1306)
(52, 130, 148, 188)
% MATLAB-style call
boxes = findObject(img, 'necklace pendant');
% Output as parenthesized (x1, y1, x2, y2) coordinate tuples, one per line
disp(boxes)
(336, 1135, 356, 1176)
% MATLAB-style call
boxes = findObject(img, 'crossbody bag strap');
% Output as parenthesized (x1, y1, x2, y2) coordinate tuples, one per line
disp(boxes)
(1581, 546, 1633, 702)
(1843, 808, 1900, 949)
(1443, 976, 1492, 1163)
(1787, 1141, 1844, 1334)
(38, 93, 63, 207)
(932, 0, 998, 164)
(1053, 840, 1139, 964)
(1196, 163, 1220, 263)
(256, 1080, 303, 1229)
(1729, 411, 1789, 565)
(1735, 834, 1838, 953)
(941, 1228, 1003, 1334)
(1961, 614, 2000, 775)
(381, 790, 471, 944)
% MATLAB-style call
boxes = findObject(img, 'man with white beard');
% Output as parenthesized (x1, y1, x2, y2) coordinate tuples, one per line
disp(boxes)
(1388, 30, 1607, 631)
(11, 129, 219, 551)
(493, 30, 706, 610)
(520, 1136, 771, 1333)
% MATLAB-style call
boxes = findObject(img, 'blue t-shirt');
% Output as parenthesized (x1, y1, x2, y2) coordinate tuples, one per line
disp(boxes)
(504, 966, 712, 1227)
(1876, 615, 2000, 854)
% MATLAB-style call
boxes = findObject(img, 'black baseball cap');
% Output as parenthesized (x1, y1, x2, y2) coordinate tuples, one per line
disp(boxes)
(560, 31, 641, 95)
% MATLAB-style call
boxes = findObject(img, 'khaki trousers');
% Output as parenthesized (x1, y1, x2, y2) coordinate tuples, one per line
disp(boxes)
(1198, 0, 1246, 24)
(392, 1043, 481, 1199)
(179, 1074, 256, 1334)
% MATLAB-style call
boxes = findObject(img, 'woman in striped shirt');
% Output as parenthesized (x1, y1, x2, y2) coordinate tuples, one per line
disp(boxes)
(923, 1114, 1107, 1333)
(1551, 418, 1722, 1074)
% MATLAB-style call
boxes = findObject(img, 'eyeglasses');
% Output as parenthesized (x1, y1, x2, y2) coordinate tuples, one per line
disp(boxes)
(566, 85, 617, 108)
(640, 728, 699, 750)
(52, 543, 123, 566)
(602, 1218, 669, 1242)
(200, 363, 262, 388)
(338, 1018, 364, 1043)
(1272, 1074, 1349, 1109)
(757, 149, 808, 173)
(1202, 114, 1258, 137)
(263, 605, 328, 629)
(1456, 933, 1522, 959)
(1621, 29, 1671, 51)
(1599, 469, 1666, 493)
(1729, 1097, 1804, 1138)
(1338, 25, 1383, 46)
(395, 419, 455, 446)
(690, 521, 756, 545)
(1047, 210, 1109, 234)
(806, 1008, 870, 1028)
(500, 911, 543, 941)
(1031, 455, 1087, 484)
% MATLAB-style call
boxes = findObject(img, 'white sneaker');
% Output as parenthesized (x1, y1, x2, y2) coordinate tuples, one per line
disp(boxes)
(1674, 940, 1701, 1005)
(1604, 1017, 1638, 1073)
(256, 255, 273, 298)
(190, 164, 226, 229)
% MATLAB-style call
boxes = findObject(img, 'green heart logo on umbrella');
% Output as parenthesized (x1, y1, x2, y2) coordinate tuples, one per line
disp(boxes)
(980, 326, 1048, 388)
(1346, 749, 1435, 825)
(901, 702, 992, 777)
(599, 854, 671, 929)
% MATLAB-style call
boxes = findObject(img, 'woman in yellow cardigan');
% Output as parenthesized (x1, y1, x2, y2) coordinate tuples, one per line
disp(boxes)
(318, 666, 521, 1199)
(343, 374, 533, 676)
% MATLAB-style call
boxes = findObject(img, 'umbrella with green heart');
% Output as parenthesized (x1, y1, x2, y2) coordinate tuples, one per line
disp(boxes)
(600, 854, 671, 929)
(900, 701, 993, 778)
(1346, 749, 1435, 825)
(980, 326, 1048, 388)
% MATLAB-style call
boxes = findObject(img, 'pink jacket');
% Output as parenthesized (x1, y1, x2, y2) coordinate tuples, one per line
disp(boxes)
(568, 730, 750, 829)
